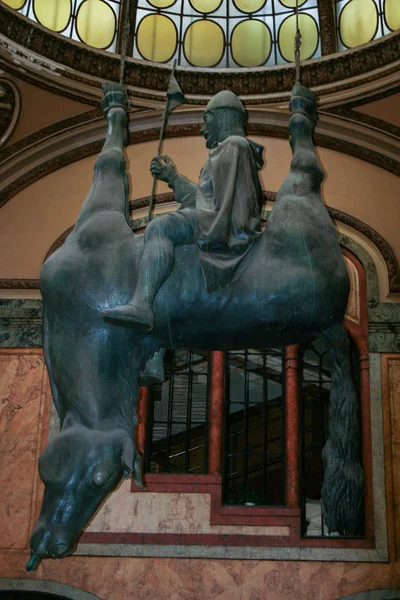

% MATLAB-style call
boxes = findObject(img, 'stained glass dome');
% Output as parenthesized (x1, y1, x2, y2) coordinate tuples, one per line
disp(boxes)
(1, 0, 399, 68)
(336, 0, 400, 50)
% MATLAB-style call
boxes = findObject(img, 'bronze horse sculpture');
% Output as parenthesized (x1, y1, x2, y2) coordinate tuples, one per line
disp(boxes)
(27, 81, 364, 568)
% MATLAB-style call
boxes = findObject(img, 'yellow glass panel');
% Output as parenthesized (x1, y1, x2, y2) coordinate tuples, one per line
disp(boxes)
(2, 0, 26, 8)
(76, 0, 116, 49)
(137, 15, 177, 62)
(385, 0, 400, 31)
(232, 20, 271, 67)
(279, 0, 307, 7)
(279, 14, 318, 62)
(34, 0, 71, 32)
(234, 0, 265, 13)
(340, 0, 377, 48)
(191, 0, 221, 14)
(147, 0, 176, 9)
(184, 20, 224, 67)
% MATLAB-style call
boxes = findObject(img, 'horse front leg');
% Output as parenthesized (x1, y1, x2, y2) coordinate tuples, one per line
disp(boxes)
(319, 323, 364, 536)
(74, 81, 130, 229)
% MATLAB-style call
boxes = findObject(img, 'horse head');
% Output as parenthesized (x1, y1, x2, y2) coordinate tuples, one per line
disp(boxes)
(28, 423, 141, 565)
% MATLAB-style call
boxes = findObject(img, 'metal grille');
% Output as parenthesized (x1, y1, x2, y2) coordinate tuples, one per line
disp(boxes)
(222, 348, 285, 506)
(144, 349, 210, 474)
(300, 337, 363, 537)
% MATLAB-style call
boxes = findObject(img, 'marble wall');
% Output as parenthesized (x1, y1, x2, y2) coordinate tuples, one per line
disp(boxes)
(0, 350, 50, 551)
(0, 348, 399, 600)
(86, 485, 290, 537)
(382, 355, 400, 562)
(0, 553, 399, 600)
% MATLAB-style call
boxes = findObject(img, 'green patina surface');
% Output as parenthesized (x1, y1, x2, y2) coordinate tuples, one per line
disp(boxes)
(0, 233, 399, 352)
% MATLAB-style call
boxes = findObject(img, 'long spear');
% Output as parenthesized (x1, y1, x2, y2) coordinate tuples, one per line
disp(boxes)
(148, 60, 185, 223)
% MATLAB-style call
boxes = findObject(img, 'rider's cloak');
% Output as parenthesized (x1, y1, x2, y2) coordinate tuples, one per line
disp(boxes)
(194, 135, 264, 293)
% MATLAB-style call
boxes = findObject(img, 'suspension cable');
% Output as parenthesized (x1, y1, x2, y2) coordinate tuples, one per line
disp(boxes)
(294, 0, 302, 83)
(119, 0, 131, 85)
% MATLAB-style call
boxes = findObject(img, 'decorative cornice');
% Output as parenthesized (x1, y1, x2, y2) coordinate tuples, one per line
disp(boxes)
(314, 131, 400, 176)
(327, 105, 400, 140)
(0, 4, 400, 104)
(0, 108, 102, 164)
(0, 279, 40, 289)
(0, 139, 105, 210)
(129, 191, 279, 213)
(335, 84, 400, 110)
(129, 193, 173, 212)
(3, 192, 396, 293)
(0, 75, 21, 146)
(330, 209, 400, 294)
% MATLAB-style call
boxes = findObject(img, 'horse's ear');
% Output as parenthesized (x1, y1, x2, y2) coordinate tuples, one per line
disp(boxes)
(121, 437, 143, 487)
(133, 453, 143, 488)
(121, 436, 133, 479)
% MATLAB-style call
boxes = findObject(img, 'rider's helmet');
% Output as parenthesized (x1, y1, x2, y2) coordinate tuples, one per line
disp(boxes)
(204, 91, 245, 116)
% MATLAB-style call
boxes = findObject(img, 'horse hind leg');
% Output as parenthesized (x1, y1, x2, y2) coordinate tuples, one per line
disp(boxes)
(319, 322, 364, 536)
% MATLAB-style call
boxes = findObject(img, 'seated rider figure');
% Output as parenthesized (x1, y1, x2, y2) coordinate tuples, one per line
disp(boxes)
(103, 90, 265, 331)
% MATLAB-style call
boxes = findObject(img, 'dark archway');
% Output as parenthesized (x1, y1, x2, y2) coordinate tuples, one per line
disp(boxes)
(0, 593, 70, 600)
(0, 580, 101, 600)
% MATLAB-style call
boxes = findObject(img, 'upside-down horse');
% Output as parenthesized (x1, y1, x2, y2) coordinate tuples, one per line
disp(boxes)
(27, 81, 364, 567)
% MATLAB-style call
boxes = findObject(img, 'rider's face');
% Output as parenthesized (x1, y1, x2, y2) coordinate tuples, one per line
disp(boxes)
(200, 111, 219, 149)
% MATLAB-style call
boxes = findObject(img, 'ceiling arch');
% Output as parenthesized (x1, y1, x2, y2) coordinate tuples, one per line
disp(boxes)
(0, 106, 399, 212)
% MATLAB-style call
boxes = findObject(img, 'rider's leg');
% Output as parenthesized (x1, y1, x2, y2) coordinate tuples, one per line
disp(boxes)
(103, 210, 194, 330)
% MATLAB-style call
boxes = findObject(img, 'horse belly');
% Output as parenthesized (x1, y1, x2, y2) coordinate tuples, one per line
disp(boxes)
(154, 245, 348, 349)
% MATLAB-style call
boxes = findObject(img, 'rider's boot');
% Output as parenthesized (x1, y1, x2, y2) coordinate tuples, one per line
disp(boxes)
(103, 291, 155, 331)
(103, 253, 156, 329)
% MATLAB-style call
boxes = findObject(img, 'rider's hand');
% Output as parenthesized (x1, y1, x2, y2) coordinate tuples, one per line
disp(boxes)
(150, 156, 177, 187)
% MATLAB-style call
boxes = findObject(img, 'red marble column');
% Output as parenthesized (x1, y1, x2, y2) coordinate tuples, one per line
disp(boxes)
(208, 351, 225, 475)
(285, 345, 300, 509)
(136, 387, 149, 457)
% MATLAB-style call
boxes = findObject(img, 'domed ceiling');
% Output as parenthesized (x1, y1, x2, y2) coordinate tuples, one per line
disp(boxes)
(0, 0, 399, 105)
(2, 0, 399, 68)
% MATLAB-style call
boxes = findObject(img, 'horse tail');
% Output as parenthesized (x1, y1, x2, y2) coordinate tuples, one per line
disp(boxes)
(320, 323, 364, 536)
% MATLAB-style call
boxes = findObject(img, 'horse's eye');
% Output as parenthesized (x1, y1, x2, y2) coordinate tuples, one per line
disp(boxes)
(92, 468, 108, 487)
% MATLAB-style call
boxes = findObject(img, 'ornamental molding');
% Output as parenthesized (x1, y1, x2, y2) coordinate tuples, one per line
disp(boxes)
(0, 4, 400, 108)
(328, 104, 400, 140)
(0, 75, 21, 146)
(0, 107, 399, 212)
